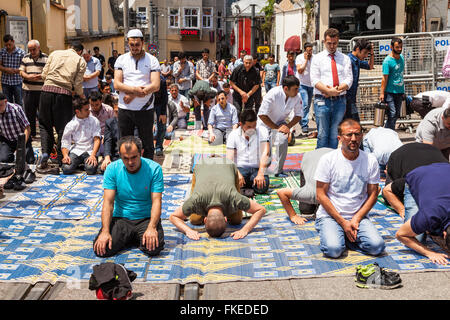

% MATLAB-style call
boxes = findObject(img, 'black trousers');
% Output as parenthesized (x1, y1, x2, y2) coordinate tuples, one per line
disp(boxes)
(93, 217, 165, 257)
(118, 108, 154, 160)
(0, 135, 35, 164)
(23, 90, 41, 137)
(38, 91, 73, 160)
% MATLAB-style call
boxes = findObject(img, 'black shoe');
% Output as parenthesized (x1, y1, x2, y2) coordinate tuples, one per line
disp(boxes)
(4, 176, 17, 190)
(13, 175, 26, 191)
(24, 169, 36, 184)
(37, 159, 48, 170)
(36, 165, 60, 175)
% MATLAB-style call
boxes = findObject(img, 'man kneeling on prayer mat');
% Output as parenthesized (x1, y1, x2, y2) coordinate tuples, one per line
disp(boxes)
(93, 136, 165, 257)
(169, 158, 266, 240)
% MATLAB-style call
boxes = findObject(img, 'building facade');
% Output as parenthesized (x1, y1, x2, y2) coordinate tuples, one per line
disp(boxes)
(130, 0, 227, 61)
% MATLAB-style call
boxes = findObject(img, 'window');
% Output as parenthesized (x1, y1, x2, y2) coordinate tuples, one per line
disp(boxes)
(183, 7, 200, 29)
(169, 8, 180, 28)
(202, 7, 213, 28)
(217, 11, 222, 29)
(137, 7, 147, 27)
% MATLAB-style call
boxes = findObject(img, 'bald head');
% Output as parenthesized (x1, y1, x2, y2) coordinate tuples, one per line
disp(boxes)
(205, 208, 227, 238)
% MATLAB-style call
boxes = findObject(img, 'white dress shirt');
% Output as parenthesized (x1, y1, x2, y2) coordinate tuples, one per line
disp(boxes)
(257, 85, 303, 129)
(310, 50, 353, 96)
(295, 53, 314, 87)
(61, 114, 101, 156)
(226, 127, 269, 168)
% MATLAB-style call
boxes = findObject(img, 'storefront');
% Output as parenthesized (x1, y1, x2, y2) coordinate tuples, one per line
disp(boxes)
(318, 0, 405, 41)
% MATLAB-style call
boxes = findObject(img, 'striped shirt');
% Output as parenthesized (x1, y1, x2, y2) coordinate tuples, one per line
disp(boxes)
(19, 51, 48, 91)
(0, 47, 26, 86)
(0, 102, 30, 141)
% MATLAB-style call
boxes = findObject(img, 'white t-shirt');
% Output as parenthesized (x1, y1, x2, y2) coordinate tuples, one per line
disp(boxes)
(226, 127, 269, 168)
(295, 53, 314, 87)
(114, 52, 161, 111)
(169, 93, 189, 118)
(414, 90, 450, 108)
(362, 127, 403, 166)
(314, 149, 380, 220)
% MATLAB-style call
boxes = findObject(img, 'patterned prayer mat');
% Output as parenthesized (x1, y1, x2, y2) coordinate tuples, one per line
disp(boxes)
(0, 201, 448, 285)
(0, 174, 191, 220)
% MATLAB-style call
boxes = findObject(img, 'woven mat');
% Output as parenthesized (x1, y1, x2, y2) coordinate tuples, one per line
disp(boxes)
(0, 174, 191, 220)
(1, 199, 448, 285)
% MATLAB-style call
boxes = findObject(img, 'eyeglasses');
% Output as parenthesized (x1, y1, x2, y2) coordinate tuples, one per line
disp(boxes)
(341, 132, 362, 138)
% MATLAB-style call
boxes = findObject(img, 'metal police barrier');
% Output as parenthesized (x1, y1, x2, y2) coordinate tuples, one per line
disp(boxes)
(349, 30, 450, 125)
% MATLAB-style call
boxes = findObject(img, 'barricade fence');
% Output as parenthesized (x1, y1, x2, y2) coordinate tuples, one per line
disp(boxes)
(313, 31, 450, 125)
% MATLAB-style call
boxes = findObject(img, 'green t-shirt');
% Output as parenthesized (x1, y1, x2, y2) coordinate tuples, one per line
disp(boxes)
(382, 54, 405, 94)
(182, 159, 251, 217)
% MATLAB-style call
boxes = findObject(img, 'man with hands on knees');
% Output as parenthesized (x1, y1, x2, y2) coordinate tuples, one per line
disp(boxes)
(169, 158, 266, 240)
(315, 119, 385, 258)
(93, 135, 165, 257)
(61, 96, 101, 175)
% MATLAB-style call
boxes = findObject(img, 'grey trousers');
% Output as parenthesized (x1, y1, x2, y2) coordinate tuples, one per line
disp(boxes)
(269, 130, 288, 175)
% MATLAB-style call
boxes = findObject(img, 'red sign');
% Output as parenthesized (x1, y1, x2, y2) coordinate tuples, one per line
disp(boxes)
(180, 29, 199, 36)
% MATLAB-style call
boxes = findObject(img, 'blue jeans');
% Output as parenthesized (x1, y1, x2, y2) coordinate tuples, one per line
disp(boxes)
(264, 80, 277, 93)
(2, 84, 23, 106)
(314, 95, 346, 149)
(237, 167, 270, 194)
(404, 185, 425, 243)
(345, 96, 360, 122)
(315, 215, 386, 258)
(384, 92, 403, 130)
(299, 85, 313, 131)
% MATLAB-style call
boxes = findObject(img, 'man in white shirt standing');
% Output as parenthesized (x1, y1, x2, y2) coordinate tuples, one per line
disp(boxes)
(314, 119, 385, 258)
(61, 96, 101, 175)
(257, 75, 303, 177)
(310, 28, 353, 149)
(296, 42, 314, 135)
(114, 29, 161, 160)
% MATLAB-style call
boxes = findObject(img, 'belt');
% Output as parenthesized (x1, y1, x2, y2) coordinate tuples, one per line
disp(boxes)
(314, 94, 345, 100)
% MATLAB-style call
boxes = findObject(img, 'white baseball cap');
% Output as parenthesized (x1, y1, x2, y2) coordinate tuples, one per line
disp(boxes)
(127, 29, 144, 38)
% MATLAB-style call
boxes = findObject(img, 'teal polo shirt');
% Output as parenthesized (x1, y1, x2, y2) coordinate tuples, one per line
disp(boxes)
(103, 158, 164, 220)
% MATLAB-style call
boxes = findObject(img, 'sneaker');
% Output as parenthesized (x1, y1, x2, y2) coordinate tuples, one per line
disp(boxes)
(355, 263, 402, 290)
(155, 148, 163, 156)
(4, 176, 17, 190)
(13, 176, 26, 191)
(114, 290, 133, 300)
(24, 169, 36, 184)
(36, 165, 60, 175)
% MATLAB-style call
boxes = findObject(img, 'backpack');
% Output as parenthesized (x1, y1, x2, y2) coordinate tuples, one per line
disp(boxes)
(89, 262, 137, 300)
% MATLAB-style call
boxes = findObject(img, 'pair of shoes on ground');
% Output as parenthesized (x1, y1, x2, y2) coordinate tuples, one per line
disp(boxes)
(355, 263, 402, 289)
(4, 175, 26, 191)
(4, 169, 36, 191)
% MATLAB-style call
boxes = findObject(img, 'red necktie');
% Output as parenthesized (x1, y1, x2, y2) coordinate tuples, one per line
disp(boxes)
(330, 54, 339, 87)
